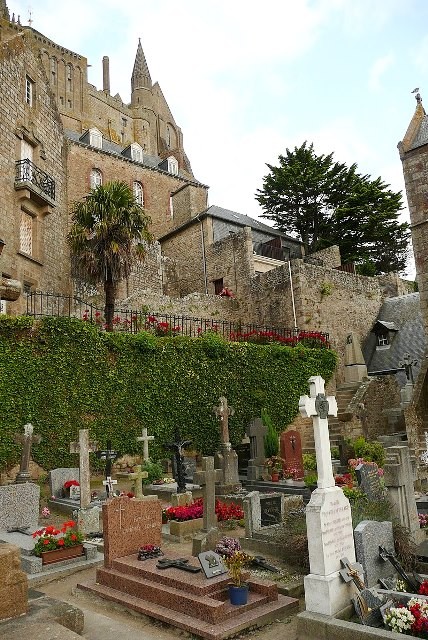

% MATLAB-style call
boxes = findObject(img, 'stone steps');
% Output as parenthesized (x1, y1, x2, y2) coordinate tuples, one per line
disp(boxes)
(78, 553, 299, 640)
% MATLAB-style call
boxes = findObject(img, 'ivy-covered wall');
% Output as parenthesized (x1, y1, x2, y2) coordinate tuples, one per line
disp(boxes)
(0, 317, 337, 471)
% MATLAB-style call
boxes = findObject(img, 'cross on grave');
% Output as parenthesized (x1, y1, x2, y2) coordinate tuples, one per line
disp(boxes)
(339, 557, 365, 591)
(378, 545, 422, 593)
(70, 429, 98, 508)
(14, 423, 41, 484)
(127, 464, 148, 499)
(166, 430, 192, 493)
(102, 476, 118, 498)
(112, 498, 127, 530)
(156, 558, 201, 573)
(213, 396, 234, 447)
(299, 376, 338, 489)
(399, 353, 418, 385)
(96, 439, 119, 485)
(247, 418, 267, 464)
(137, 427, 155, 462)
(194, 457, 223, 532)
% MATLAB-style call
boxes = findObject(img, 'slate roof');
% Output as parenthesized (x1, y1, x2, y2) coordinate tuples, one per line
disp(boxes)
(363, 292, 426, 387)
(409, 115, 428, 151)
(64, 130, 207, 187)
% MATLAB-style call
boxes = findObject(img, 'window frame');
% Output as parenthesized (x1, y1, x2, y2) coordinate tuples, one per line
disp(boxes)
(90, 168, 103, 190)
(25, 76, 34, 106)
(133, 181, 144, 207)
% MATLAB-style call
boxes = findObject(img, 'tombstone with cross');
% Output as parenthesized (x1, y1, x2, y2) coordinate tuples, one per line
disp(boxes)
(70, 429, 98, 508)
(213, 396, 241, 494)
(246, 417, 267, 480)
(96, 440, 119, 497)
(298, 375, 357, 616)
(192, 456, 223, 555)
(14, 423, 41, 484)
(127, 464, 148, 499)
(137, 427, 154, 463)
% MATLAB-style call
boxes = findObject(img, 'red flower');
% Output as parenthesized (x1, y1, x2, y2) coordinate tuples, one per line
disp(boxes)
(57, 539, 65, 546)
(43, 539, 50, 545)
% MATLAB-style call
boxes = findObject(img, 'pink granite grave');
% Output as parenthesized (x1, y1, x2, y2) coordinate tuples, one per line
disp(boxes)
(280, 429, 304, 480)
(102, 496, 162, 568)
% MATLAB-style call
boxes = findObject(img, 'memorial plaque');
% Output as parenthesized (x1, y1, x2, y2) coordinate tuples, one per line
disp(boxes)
(355, 463, 383, 500)
(198, 551, 227, 578)
(260, 496, 282, 527)
(236, 443, 251, 475)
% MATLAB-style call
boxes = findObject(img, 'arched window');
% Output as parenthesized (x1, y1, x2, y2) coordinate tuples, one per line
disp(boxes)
(90, 168, 102, 190)
(167, 156, 178, 176)
(166, 125, 171, 149)
(66, 63, 73, 91)
(133, 181, 144, 207)
(51, 57, 57, 84)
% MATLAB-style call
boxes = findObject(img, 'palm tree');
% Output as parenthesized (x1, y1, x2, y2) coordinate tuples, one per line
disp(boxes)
(68, 181, 153, 331)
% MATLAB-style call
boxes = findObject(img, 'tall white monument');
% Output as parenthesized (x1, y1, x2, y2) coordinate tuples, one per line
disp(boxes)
(299, 376, 358, 615)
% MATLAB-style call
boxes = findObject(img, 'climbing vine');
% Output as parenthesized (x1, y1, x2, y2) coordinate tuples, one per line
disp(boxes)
(0, 317, 337, 471)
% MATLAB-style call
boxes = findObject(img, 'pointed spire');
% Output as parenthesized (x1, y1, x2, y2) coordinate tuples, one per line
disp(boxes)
(0, 0, 10, 21)
(131, 38, 152, 91)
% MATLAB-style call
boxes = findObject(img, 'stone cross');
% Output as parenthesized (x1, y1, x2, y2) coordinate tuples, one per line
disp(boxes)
(14, 423, 41, 484)
(399, 353, 417, 384)
(102, 476, 118, 497)
(339, 557, 365, 591)
(137, 428, 154, 462)
(213, 396, 234, 446)
(127, 464, 148, 499)
(299, 375, 337, 489)
(248, 418, 267, 464)
(194, 457, 222, 532)
(70, 429, 98, 508)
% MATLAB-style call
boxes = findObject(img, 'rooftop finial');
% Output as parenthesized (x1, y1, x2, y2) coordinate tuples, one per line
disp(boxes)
(131, 38, 152, 92)
(412, 87, 422, 104)
(28, 7, 33, 27)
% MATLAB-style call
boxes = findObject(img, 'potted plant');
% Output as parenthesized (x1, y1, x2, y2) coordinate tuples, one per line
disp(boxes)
(264, 455, 284, 482)
(223, 550, 253, 605)
(32, 520, 84, 564)
(63, 479, 80, 498)
(283, 465, 303, 485)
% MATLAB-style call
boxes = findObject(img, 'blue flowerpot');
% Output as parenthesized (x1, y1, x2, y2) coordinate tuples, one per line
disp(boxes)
(228, 584, 249, 606)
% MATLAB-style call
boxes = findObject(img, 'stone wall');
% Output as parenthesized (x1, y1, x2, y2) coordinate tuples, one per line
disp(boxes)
(0, 32, 69, 315)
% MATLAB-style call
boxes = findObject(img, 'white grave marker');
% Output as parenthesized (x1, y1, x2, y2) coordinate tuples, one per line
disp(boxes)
(299, 376, 357, 616)
(137, 428, 154, 462)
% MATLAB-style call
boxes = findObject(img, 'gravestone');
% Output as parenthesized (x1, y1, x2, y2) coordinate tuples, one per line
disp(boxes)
(137, 427, 154, 462)
(198, 551, 227, 578)
(49, 468, 80, 498)
(183, 456, 197, 483)
(243, 491, 287, 538)
(14, 423, 41, 484)
(192, 456, 222, 555)
(355, 462, 384, 500)
(354, 520, 395, 588)
(213, 396, 241, 493)
(236, 442, 251, 476)
(0, 544, 27, 621)
(0, 483, 40, 531)
(299, 375, 357, 616)
(69, 429, 98, 508)
(103, 496, 162, 568)
(280, 429, 304, 480)
(247, 418, 267, 481)
(383, 445, 424, 544)
(344, 332, 367, 384)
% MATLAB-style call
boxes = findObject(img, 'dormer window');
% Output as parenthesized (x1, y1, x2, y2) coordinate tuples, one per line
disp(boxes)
(372, 320, 398, 351)
(377, 334, 389, 347)
(130, 143, 143, 163)
(89, 128, 102, 149)
(167, 156, 178, 176)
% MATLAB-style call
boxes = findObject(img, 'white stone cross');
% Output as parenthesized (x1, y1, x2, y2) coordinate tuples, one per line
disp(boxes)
(103, 476, 118, 497)
(213, 396, 235, 446)
(137, 428, 155, 462)
(70, 429, 98, 508)
(299, 376, 337, 489)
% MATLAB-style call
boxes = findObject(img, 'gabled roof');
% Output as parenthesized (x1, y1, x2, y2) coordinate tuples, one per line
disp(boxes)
(205, 205, 301, 244)
(363, 293, 425, 387)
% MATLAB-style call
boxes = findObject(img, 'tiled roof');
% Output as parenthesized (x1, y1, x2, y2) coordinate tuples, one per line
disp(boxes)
(363, 292, 425, 387)
(409, 115, 428, 150)
(206, 205, 302, 244)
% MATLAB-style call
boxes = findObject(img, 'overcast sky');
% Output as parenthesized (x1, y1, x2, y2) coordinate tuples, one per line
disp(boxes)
(10, 0, 427, 277)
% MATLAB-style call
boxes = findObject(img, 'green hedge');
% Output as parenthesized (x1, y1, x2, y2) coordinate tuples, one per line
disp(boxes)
(0, 317, 337, 471)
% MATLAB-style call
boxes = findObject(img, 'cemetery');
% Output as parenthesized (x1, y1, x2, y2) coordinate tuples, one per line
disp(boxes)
(3, 319, 428, 639)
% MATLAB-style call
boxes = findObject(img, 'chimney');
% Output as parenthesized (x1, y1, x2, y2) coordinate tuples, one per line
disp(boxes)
(102, 56, 110, 94)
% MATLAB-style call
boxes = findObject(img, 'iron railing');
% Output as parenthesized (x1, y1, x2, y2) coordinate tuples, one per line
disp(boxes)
(15, 159, 56, 201)
(26, 291, 330, 346)
(253, 242, 288, 262)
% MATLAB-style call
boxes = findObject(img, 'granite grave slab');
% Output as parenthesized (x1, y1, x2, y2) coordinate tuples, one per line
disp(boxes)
(354, 520, 395, 588)
(0, 483, 40, 531)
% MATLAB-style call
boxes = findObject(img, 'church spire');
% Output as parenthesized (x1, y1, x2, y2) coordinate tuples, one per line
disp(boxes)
(0, 0, 10, 20)
(131, 38, 152, 91)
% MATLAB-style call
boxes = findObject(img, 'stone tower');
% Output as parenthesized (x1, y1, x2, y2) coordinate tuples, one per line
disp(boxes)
(0, 0, 9, 20)
(398, 91, 428, 333)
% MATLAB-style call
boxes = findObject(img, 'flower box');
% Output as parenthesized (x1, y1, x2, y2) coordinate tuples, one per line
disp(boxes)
(169, 517, 217, 538)
(40, 543, 84, 565)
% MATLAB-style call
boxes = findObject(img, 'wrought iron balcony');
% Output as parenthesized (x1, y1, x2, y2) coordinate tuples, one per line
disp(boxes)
(15, 159, 56, 202)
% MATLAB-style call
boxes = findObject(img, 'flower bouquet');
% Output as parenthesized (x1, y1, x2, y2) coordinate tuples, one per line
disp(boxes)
(32, 520, 84, 557)
(215, 536, 242, 558)
(138, 544, 163, 561)
(63, 479, 80, 489)
(264, 455, 285, 472)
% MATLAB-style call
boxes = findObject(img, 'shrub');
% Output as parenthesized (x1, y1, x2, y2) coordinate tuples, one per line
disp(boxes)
(351, 436, 385, 467)
(141, 460, 164, 485)
(303, 453, 317, 471)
